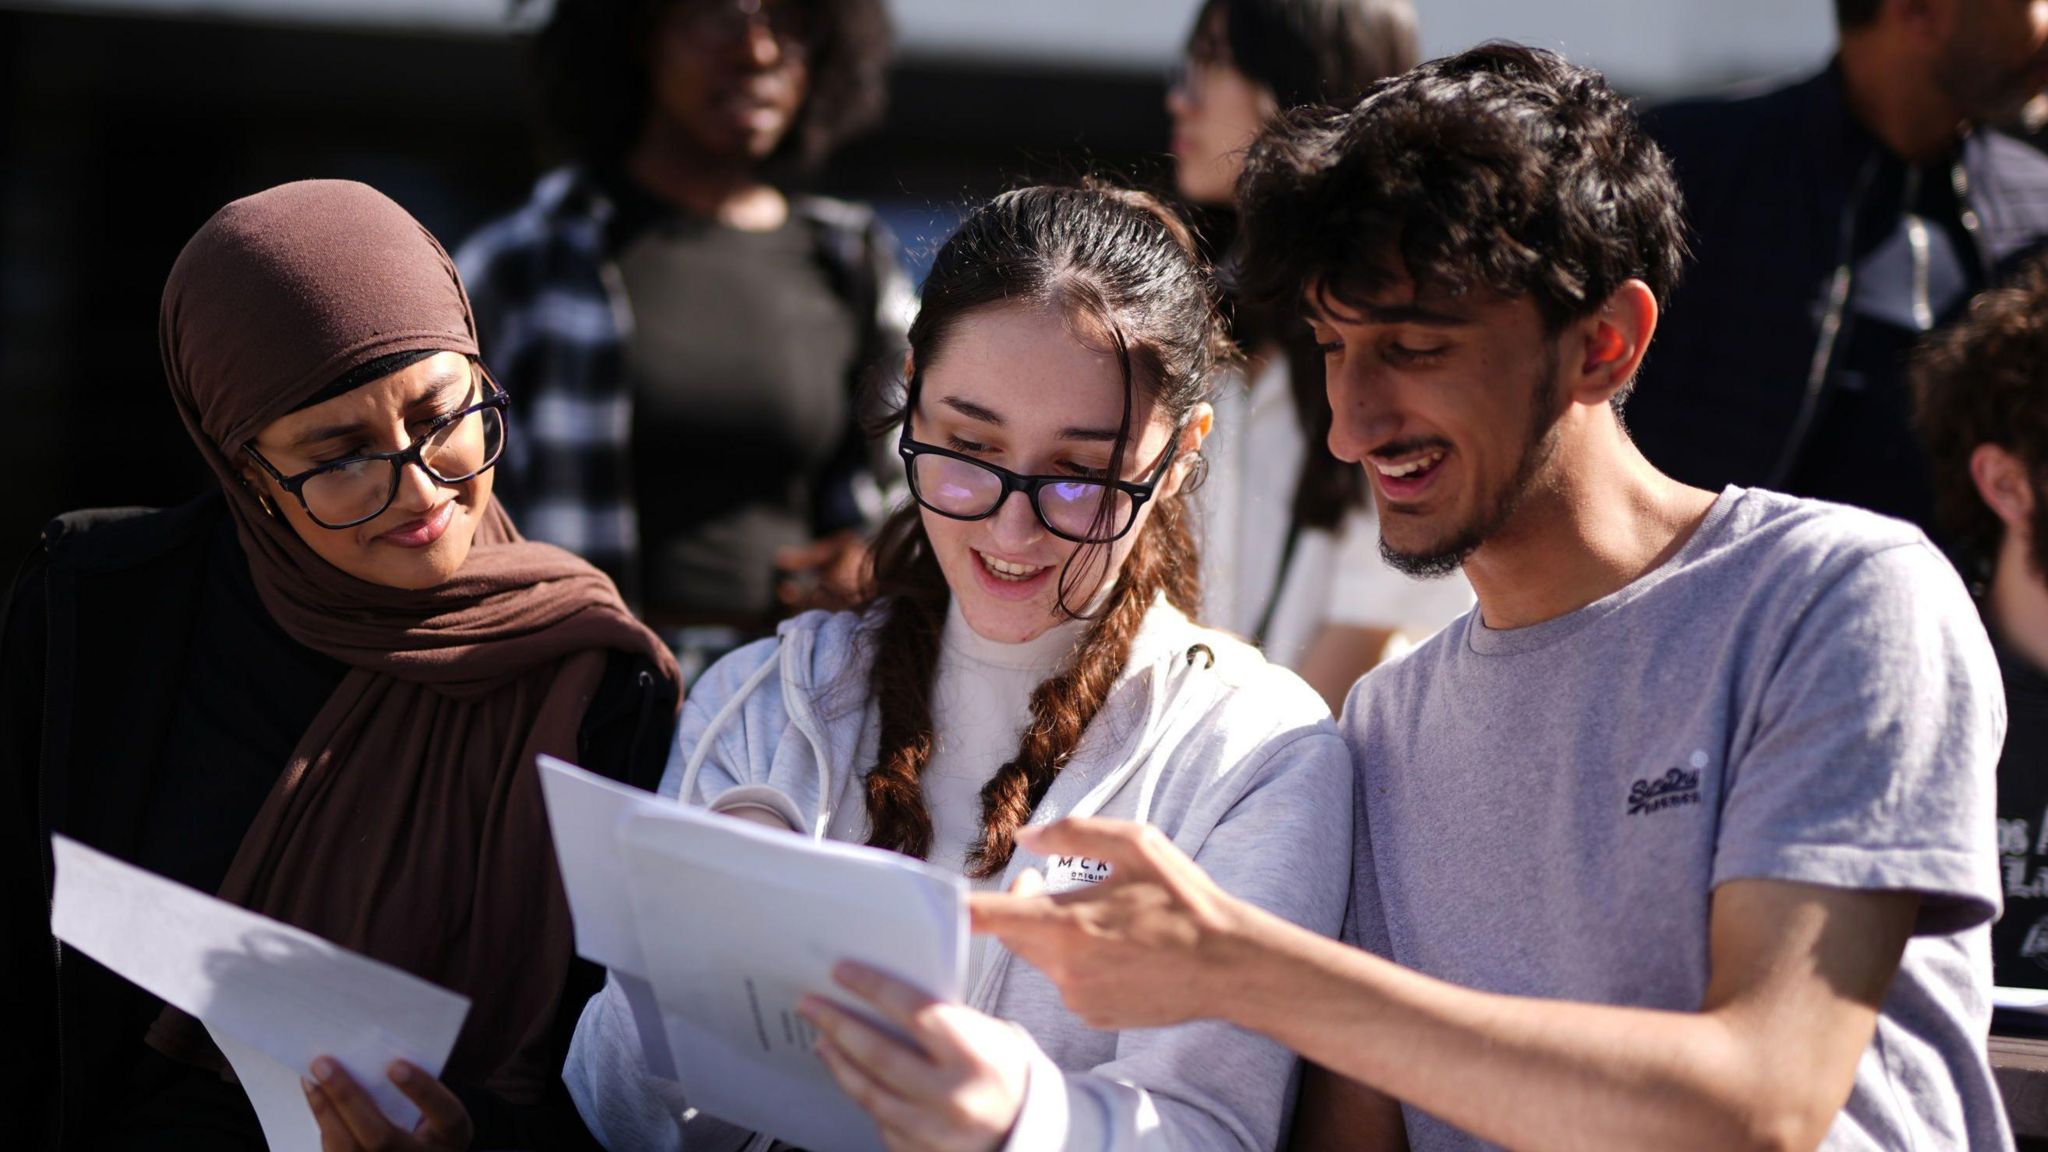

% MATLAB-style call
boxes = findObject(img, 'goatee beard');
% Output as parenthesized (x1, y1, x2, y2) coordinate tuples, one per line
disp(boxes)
(1380, 357, 1562, 579)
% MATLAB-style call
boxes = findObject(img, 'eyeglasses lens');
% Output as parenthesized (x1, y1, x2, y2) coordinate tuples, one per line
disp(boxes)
(910, 454, 1133, 543)
(299, 406, 504, 527)
(1040, 481, 1131, 541)
(912, 453, 1002, 517)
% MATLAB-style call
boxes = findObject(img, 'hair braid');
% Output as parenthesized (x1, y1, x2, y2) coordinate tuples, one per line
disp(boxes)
(966, 496, 1198, 878)
(853, 183, 1224, 871)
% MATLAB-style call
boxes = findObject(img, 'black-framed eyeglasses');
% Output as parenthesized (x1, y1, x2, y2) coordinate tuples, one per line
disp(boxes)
(243, 368, 510, 530)
(897, 418, 1182, 545)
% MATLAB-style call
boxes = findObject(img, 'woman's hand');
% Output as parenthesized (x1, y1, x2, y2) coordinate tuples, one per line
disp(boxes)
(302, 1057, 472, 1152)
(800, 961, 1030, 1152)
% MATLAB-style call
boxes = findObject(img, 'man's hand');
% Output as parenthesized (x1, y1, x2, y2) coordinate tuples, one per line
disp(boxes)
(968, 818, 1258, 1030)
(302, 1058, 471, 1152)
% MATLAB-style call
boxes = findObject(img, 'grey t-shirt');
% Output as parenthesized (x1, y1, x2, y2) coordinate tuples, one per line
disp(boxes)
(1342, 487, 2009, 1151)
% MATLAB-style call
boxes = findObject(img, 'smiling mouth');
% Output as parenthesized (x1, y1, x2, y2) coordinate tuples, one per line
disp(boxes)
(1366, 445, 1450, 501)
(1371, 449, 1446, 479)
(975, 550, 1050, 583)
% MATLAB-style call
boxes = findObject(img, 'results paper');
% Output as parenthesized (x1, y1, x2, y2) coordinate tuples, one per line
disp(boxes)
(537, 755, 968, 1152)
(48, 835, 471, 1151)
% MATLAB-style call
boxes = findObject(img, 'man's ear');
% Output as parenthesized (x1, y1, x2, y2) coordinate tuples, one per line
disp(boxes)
(1970, 442, 2035, 530)
(1566, 280, 1658, 408)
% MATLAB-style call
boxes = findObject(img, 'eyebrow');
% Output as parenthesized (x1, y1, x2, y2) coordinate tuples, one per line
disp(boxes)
(936, 395, 1122, 444)
(291, 367, 471, 449)
(1304, 298, 1472, 329)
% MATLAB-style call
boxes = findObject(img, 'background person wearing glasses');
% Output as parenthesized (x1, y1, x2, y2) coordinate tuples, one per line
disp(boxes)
(561, 184, 1350, 1151)
(1168, 0, 1471, 712)
(459, 0, 910, 686)
(0, 181, 680, 1152)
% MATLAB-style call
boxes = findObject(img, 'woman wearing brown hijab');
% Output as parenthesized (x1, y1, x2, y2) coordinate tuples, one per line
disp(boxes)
(0, 180, 680, 1151)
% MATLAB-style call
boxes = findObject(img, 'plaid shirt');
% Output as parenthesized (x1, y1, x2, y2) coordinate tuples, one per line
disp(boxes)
(456, 167, 912, 602)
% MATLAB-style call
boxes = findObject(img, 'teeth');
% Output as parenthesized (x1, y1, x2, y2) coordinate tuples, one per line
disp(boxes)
(1372, 450, 1444, 479)
(978, 551, 1047, 582)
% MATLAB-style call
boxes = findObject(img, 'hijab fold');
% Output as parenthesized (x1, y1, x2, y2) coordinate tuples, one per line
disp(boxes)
(147, 180, 678, 1100)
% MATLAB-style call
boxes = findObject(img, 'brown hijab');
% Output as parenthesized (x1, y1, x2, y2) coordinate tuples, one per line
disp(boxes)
(147, 180, 678, 1102)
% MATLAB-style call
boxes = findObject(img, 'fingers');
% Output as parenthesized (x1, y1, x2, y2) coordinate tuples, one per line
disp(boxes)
(390, 1061, 471, 1145)
(813, 1035, 940, 1150)
(305, 1076, 356, 1152)
(800, 993, 946, 1101)
(1008, 867, 1047, 897)
(1014, 817, 1164, 873)
(967, 890, 1071, 939)
(306, 1057, 398, 1150)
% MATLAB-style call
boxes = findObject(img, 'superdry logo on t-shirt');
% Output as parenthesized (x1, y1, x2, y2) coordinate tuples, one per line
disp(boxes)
(1627, 766, 1703, 815)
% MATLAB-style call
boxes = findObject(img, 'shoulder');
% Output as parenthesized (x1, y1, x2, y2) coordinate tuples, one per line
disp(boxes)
(1140, 606, 1338, 740)
(455, 167, 604, 277)
(1641, 67, 1829, 195)
(34, 492, 224, 575)
(688, 606, 878, 717)
(1699, 488, 1940, 590)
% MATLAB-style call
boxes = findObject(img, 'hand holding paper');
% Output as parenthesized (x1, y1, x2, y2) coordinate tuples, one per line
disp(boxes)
(47, 836, 471, 1152)
(537, 754, 968, 1152)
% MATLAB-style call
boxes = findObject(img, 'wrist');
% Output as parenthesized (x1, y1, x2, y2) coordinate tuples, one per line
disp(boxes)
(1199, 894, 1295, 1030)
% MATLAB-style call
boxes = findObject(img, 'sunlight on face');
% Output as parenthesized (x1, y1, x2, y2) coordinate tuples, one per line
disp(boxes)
(911, 304, 1199, 643)
(242, 351, 495, 590)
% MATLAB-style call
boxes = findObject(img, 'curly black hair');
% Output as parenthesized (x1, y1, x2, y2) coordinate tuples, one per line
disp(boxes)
(523, 0, 891, 177)
(1236, 43, 1687, 380)
(1913, 254, 2048, 575)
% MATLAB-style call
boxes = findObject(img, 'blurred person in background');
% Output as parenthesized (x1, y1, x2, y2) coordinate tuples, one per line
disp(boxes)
(459, 0, 910, 684)
(1, 181, 679, 1152)
(1627, 0, 2048, 540)
(1167, 0, 1471, 711)
(1915, 253, 2048, 992)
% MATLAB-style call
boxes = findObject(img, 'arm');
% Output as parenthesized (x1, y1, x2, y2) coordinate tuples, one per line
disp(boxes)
(980, 823, 1914, 1152)
(1240, 877, 1914, 1152)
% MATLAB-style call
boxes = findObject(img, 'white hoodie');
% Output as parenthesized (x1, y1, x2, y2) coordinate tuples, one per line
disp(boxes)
(565, 600, 1353, 1151)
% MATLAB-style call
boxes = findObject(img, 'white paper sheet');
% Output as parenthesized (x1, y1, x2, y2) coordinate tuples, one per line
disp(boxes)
(48, 836, 471, 1149)
(536, 755, 967, 1152)
(536, 753, 683, 1078)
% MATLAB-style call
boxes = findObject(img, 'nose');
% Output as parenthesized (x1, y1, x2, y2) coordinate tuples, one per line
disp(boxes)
(388, 454, 445, 516)
(1167, 74, 1194, 119)
(742, 18, 783, 68)
(985, 487, 1046, 552)
(1324, 363, 1402, 464)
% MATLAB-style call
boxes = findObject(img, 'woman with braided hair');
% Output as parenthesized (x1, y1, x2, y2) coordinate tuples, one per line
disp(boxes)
(563, 183, 1353, 1150)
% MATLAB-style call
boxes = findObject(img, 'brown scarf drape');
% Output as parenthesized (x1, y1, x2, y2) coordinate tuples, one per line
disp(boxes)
(145, 180, 679, 1102)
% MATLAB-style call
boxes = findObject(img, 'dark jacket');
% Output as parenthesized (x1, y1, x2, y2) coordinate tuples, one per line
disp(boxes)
(1, 492, 677, 1151)
(1630, 62, 2048, 530)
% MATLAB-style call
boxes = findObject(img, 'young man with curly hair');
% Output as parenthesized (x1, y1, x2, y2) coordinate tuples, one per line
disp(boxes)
(1917, 255, 2048, 992)
(976, 44, 2010, 1151)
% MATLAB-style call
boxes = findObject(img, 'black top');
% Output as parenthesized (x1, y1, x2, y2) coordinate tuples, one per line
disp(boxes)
(0, 492, 676, 1151)
(1994, 635, 2048, 989)
(1633, 63, 2048, 538)
(610, 177, 864, 624)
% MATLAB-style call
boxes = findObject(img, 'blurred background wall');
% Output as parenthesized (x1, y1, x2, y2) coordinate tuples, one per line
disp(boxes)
(0, 0, 1903, 552)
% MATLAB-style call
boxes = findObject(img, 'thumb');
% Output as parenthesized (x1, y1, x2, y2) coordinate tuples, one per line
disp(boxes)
(1008, 867, 1047, 897)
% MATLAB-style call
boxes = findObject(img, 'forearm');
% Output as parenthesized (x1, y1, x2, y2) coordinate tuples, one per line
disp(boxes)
(1217, 906, 1827, 1152)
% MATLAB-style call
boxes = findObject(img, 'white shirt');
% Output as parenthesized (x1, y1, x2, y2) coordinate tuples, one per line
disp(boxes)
(928, 601, 1087, 975)
(1195, 358, 1473, 669)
